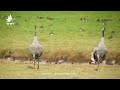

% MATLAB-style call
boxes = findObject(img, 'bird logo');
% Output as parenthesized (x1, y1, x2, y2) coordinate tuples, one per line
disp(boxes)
(6, 14, 14, 25)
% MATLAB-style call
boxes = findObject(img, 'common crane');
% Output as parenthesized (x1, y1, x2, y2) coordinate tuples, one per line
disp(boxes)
(29, 26, 43, 69)
(90, 27, 107, 71)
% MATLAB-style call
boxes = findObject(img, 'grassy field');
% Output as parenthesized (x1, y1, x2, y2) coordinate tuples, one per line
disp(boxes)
(0, 59, 120, 79)
(0, 11, 120, 79)
(0, 11, 120, 61)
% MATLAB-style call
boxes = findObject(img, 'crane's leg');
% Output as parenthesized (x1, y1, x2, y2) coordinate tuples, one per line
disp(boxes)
(37, 60, 39, 69)
(96, 59, 100, 71)
(96, 55, 100, 71)
(34, 59, 35, 69)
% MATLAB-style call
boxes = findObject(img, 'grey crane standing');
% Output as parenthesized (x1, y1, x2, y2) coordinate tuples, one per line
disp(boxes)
(91, 27, 107, 71)
(29, 26, 43, 69)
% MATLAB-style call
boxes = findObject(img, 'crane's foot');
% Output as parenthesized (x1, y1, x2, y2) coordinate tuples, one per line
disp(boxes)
(37, 66, 39, 69)
(95, 69, 98, 71)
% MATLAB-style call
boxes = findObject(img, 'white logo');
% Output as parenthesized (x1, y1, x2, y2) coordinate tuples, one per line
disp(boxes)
(6, 14, 14, 25)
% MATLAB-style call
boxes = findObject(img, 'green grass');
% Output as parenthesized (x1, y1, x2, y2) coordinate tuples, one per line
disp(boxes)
(0, 11, 120, 61)
(0, 59, 120, 79)
(0, 11, 120, 79)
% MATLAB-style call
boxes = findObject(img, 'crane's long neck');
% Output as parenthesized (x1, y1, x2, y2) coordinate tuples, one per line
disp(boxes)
(98, 30, 105, 48)
(33, 26, 39, 44)
(102, 30, 104, 37)
(34, 26, 37, 36)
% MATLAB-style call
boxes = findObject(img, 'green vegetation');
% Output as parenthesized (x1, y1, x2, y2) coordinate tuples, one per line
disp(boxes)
(0, 11, 120, 63)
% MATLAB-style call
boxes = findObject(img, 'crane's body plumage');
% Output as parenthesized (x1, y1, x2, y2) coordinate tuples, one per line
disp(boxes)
(29, 36, 43, 55)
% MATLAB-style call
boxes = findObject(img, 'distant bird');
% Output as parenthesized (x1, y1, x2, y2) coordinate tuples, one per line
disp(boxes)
(29, 26, 43, 69)
(112, 60, 115, 65)
(111, 31, 115, 34)
(96, 19, 100, 22)
(107, 31, 115, 39)
(107, 35, 113, 39)
(25, 17, 30, 22)
(47, 17, 54, 20)
(102, 22, 106, 26)
(80, 27, 85, 31)
(49, 31, 54, 35)
(40, 25, 44, 29)
(39, 16, 44, 19)
(80, 18, 82, 21)
(106, 60, 115, 65)
(90, 27, 107, 71)
(58, 60, 64, 64)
